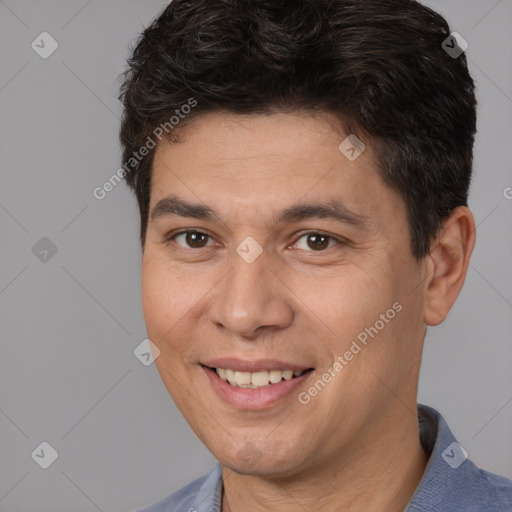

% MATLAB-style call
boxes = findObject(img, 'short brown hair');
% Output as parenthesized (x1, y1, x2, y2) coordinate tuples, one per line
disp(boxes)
(118, 0, 477, 258)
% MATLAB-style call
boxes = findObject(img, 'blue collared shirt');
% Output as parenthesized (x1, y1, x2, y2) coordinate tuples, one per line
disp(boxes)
(138, 404, 512, 511)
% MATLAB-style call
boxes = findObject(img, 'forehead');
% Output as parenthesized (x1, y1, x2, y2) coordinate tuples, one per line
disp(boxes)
(156, 110, 354, 163)
(148, 111, 403, 231)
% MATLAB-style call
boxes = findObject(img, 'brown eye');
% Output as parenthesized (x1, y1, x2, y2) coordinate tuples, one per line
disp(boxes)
(170, 230, 213, 248)
(293, 232, 340, 252)
(306, 234, 330, 250)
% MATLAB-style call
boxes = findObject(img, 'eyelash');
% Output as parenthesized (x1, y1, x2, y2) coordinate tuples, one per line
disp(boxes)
(164, 229, 346, 252)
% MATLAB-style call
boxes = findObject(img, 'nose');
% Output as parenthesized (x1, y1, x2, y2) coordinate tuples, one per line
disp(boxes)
(209, 252, 294, 340)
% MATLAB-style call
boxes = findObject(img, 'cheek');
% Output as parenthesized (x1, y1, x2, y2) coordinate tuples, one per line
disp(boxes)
(141, 262, 192, 397)
(141, 254, 210, 362)
(141, 259, 166, 333)
(319, 273, 408, 375)
(142, 257, 186, 340)
(295, 266, 395, 339)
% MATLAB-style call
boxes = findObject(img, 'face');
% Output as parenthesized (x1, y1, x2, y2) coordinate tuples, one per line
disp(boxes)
(142, 111, 429, 477)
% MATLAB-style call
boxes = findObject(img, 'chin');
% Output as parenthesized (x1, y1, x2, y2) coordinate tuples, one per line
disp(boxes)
(216, 441, 307, 478)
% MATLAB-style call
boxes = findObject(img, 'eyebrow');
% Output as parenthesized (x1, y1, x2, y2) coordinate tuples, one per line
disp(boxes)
(150, 194, 368, 228)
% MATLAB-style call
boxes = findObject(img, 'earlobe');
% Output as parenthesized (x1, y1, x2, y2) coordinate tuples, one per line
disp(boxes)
(423, 207, 476, 326)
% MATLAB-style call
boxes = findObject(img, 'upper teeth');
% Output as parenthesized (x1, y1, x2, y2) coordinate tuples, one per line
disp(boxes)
(216, 368, 304, 388)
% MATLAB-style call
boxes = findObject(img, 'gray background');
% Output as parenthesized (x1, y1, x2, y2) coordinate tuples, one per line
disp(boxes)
(0, 0, 511, 510)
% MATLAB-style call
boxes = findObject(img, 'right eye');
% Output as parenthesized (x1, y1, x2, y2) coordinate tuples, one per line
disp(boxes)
(166, 230, 216, 249)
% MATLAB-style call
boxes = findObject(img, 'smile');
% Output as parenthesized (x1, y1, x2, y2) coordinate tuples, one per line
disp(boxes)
(215, 368, 305, 388)
(201, 364, 314, 409)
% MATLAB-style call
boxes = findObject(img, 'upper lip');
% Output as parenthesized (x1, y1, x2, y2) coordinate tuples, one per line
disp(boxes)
(202, 358, 313, 373)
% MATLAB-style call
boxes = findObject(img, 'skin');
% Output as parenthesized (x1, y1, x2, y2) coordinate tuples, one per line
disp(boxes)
(141, 111, 476, 511)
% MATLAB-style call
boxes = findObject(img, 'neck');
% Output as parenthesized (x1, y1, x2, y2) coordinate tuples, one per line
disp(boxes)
(221, 406, 429, 512)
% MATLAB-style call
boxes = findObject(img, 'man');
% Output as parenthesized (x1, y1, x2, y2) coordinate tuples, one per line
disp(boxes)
(118, 0, 512, 510)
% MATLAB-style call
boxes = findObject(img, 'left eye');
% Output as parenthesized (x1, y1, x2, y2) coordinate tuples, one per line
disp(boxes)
(293, 232, 339, 251)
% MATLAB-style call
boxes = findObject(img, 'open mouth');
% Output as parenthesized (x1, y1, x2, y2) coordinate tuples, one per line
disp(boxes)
(203, 365, 314, 389)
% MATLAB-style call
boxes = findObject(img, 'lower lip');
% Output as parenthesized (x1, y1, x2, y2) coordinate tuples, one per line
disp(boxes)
(202, 366, 314, 410)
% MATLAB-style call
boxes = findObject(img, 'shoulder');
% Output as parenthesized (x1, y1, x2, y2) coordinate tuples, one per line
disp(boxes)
(137, 464, 222, 512)
(477, 466, 512, 511)
(408, 405, 512, 511)
(439, 459, 512, 511)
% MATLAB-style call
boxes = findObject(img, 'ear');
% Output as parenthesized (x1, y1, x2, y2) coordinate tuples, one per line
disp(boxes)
(423, 206, 476, 326)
